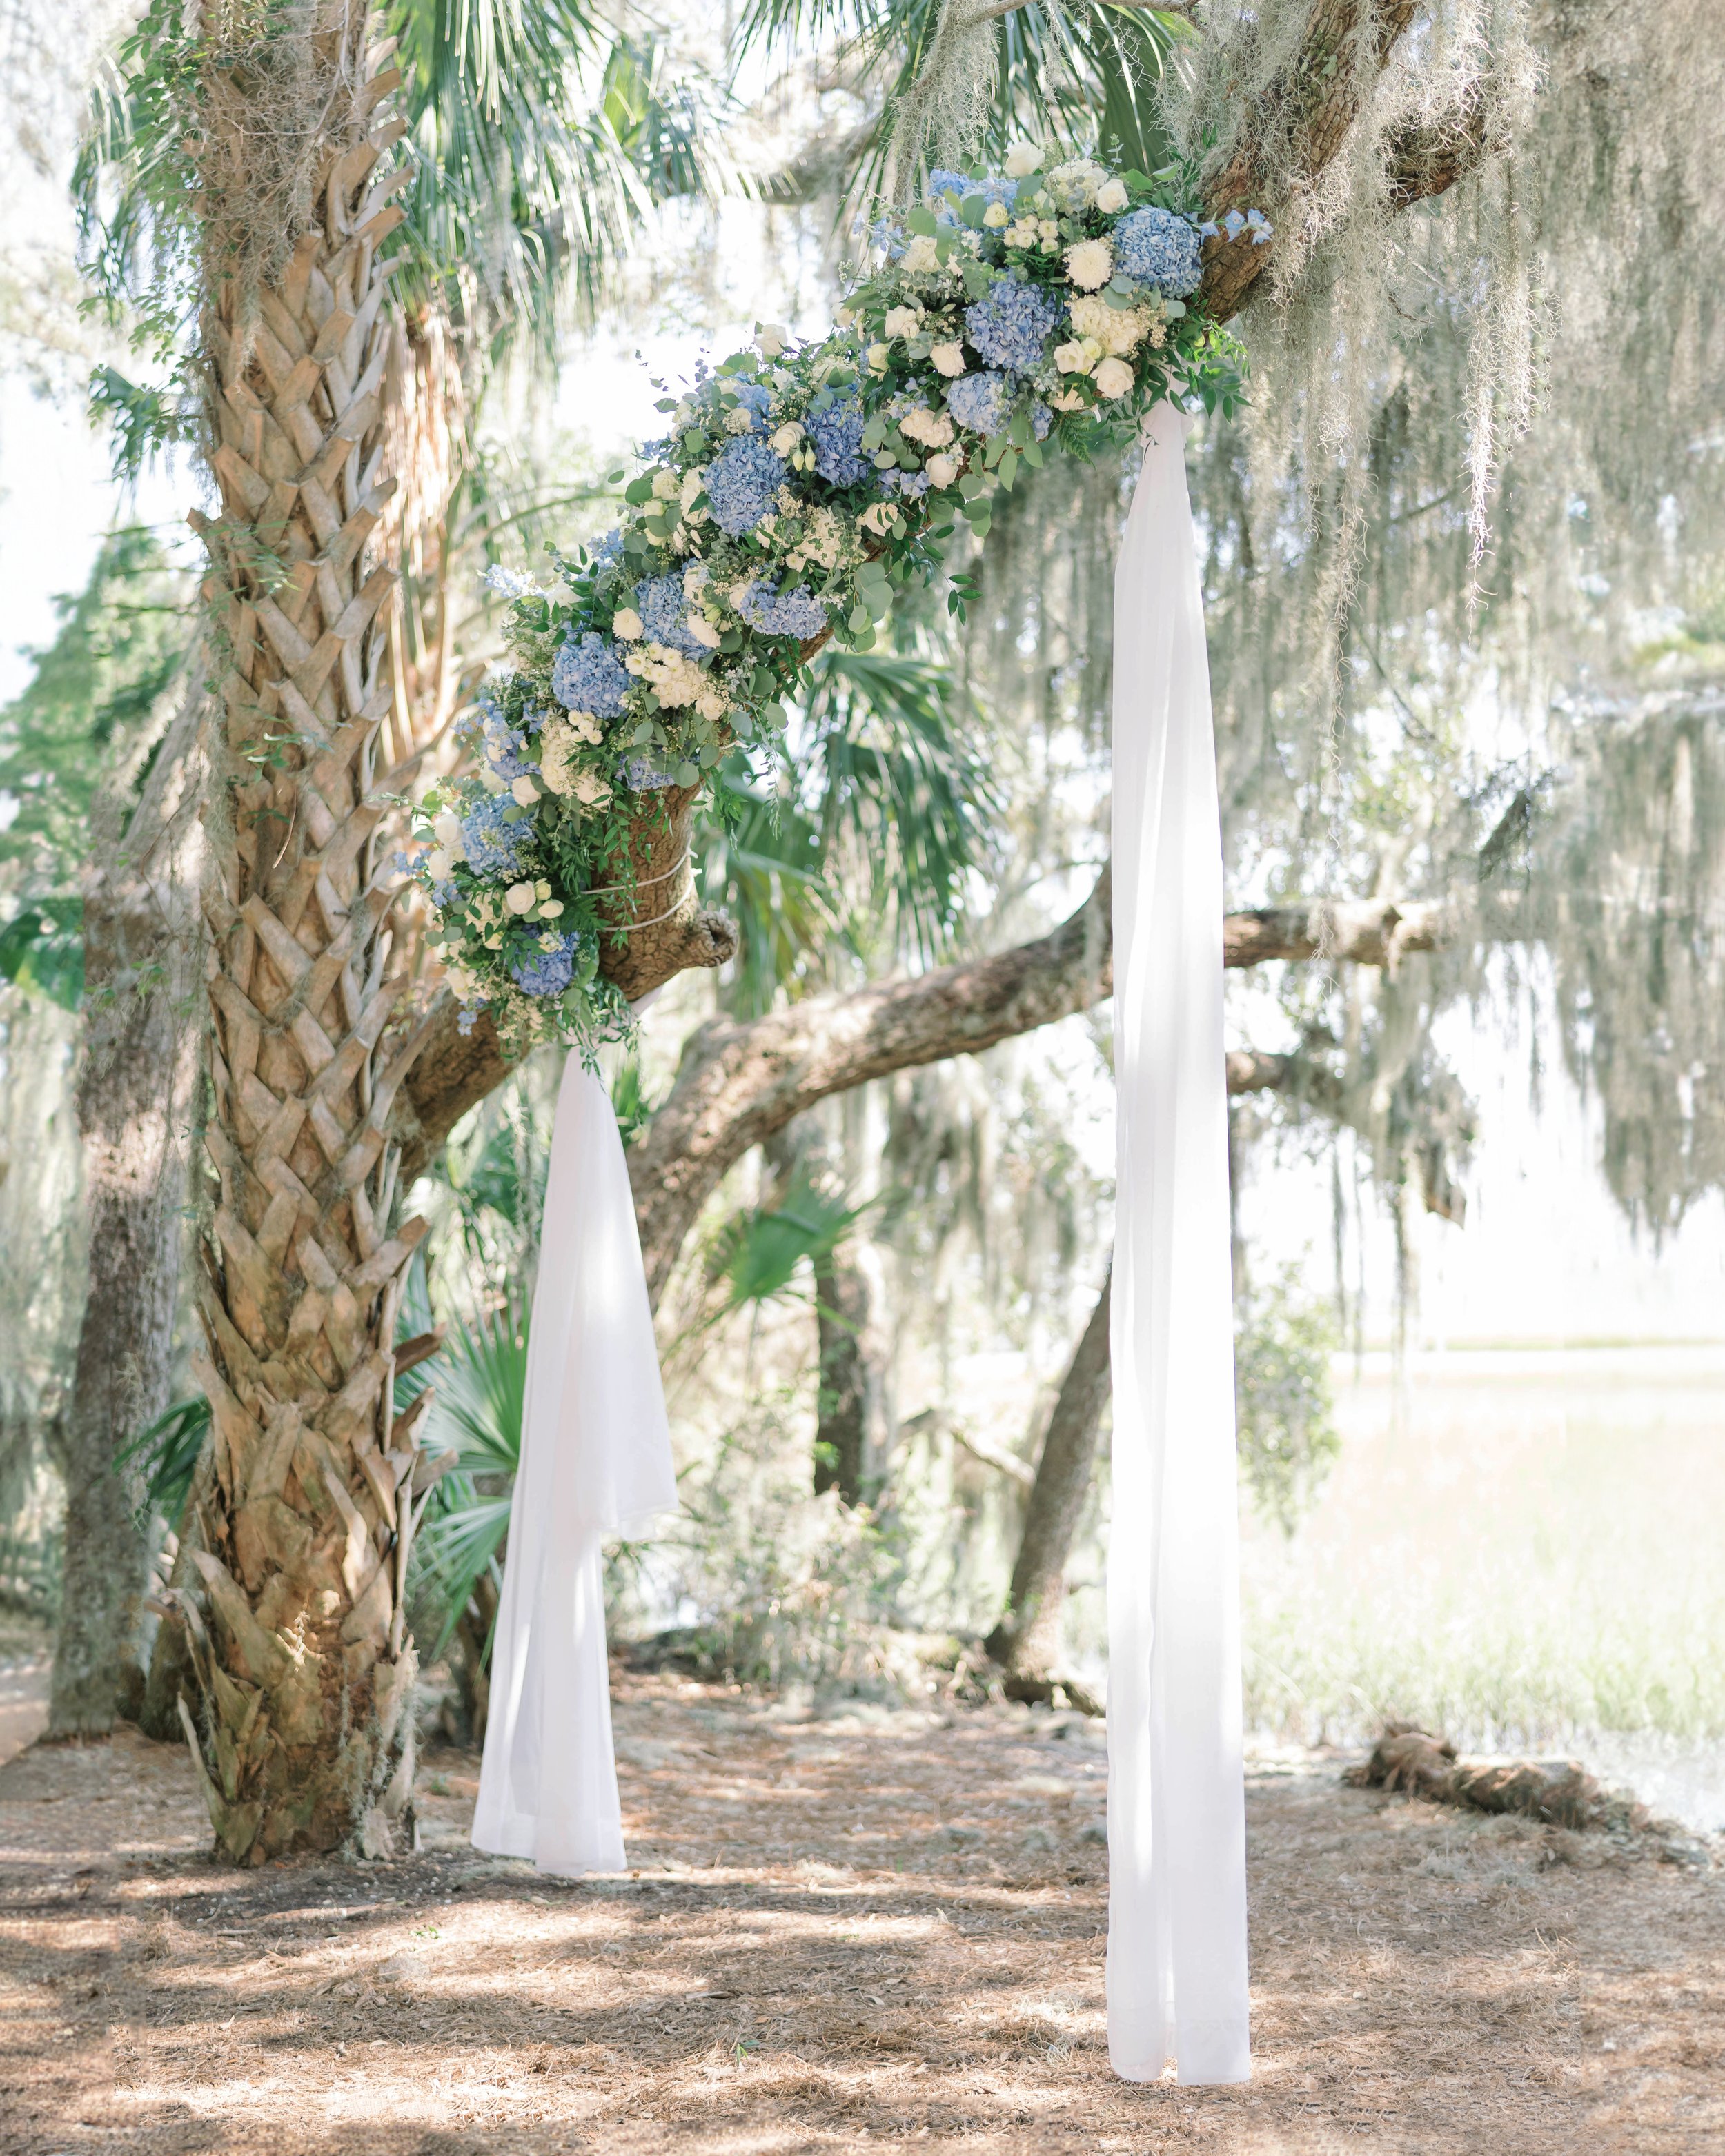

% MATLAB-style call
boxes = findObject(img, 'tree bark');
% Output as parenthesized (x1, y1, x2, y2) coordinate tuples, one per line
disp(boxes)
(46, 669, 209, 1739)
(177, 23, 442, 1861)
(813, 1251, 872, 1505)
(983, 1264, 1112, 1703)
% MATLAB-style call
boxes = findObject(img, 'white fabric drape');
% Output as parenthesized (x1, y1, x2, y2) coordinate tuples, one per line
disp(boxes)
(471, 1049, 678, 1876)
(1106, 405, 1251, 2084)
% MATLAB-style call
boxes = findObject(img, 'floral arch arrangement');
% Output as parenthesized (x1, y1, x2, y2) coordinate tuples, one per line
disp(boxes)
(409, 144, 1268, 1046)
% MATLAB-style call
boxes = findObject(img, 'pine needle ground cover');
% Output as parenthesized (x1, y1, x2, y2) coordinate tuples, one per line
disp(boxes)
(1, 1675, 1722, 2154)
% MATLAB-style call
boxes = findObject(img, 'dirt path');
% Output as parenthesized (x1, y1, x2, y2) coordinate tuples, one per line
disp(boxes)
(1, 1671, 1720, 2153)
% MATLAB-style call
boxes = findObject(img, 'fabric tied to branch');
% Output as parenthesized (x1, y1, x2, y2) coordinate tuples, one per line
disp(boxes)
(1107, 404, 1251, 2084)
(472, 1047, 678, 1876)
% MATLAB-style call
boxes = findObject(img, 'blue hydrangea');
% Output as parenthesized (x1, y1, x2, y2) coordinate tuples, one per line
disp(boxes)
(806, 393, 871, 487)
(477, 700, 532, 780)
(1112, 206, 1203, 297)
(929, 169, 1017, 221)
(587, 528, 624, 564)
(510, 933, 583, 998)
(724, 379, 774, 432)
(737, 577, 830, 639)
(459, 792, 535, 879)
(617, 753, 678, 791)
(704, 435, 787, 536)
(634, 574, 709, 659)
(1031, 401, 1052, 442)
(964, 276, 1061, 372)
(946, 370, 1014, 438)
(551, 630, 630, 715)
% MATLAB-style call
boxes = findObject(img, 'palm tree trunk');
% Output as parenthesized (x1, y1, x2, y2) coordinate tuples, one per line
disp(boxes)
(985, 1263, 1111, 1706)
(813, 1250, 872, 1505)
(172, 17, 443, 1861)
(48, 669, 209, 1737)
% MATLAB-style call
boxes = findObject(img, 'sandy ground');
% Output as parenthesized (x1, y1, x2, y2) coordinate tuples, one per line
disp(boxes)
(0, 1661, 1722, 2155)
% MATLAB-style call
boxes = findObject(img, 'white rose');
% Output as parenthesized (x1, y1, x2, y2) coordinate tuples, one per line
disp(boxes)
(1094, 356, 1134, 399)
(539, 898, 564, 918)
(650, 468, 679, 499)
(1048, 388, 1087, 411)
(510, 774, 540, 807)
(685, 614, 722, 649)
(433, 810, 463, 855)
(1003, 141, 1042, 179)
(982, 201, 1009, 229)
(770, 421, 805, 455)
(926, 453, 959, 490)
(724, 405, 756, 434)
(756, 322, 788, 356)
(858, 500, 898, 536)
(680, 468, 705, 513)
(505, 882, 537, 915)
(1065, 238, 1114, 291)
(867, 342, 890, 373)
(1054, 341, 1092, 375)
(477, 765, 506, 795)
(696, 689, 729, 720)
(1095, 178, 1130, 215)
(883, 305, 921, 340)
(572, 770, 611, 808)
(611, 606, 642, 640)
(903, 233, 940, 273)
(426, 847, 452, 880)
(929, 341, 967, 377)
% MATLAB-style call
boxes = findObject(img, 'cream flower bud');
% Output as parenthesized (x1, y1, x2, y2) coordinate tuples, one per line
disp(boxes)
(1095, 178, 1130, 215)
(510, 774, 540, 807)
(929, 341, 967, 377)
(1094, 355, 1134, 399)
(1003, 141, 1042, 179)
(611, 606, 643, 640)
(505, 882, 537, 914)
(926, 453, 959, 490)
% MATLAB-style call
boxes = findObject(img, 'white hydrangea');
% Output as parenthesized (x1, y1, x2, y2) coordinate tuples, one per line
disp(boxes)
(538, 715, 583, 796)
(900, 406, 956, 448)
(1067, 294, 1154, 357)
(627, 641, 709, 708)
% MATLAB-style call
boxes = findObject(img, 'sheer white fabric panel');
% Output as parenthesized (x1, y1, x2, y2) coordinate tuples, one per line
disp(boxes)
(1106, 406, 1251, 2085)
(472, 1051, 678, 1876)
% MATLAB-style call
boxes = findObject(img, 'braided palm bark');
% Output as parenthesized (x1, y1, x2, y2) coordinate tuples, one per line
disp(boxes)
(175, 30, 441, 1862)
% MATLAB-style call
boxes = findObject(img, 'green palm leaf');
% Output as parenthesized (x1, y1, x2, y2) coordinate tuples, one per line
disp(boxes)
(415, 1298, 529, 1658)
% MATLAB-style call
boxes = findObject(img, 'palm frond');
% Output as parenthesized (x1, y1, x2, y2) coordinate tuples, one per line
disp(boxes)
(735, 0, 1183, 210)
(413, 1297, 529, 1657)
(711, 1171, 867, 1308)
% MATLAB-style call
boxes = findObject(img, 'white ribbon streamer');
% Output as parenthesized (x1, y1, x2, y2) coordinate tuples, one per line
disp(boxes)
(1106, 406, 1251, 2084)
(471, 1048, 678, 1876)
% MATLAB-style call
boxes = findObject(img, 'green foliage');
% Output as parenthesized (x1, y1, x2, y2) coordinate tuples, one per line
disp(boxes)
(118, 1393, 210, 1530)
(1234, 1265, 1341, 1535)
(0, 526, 188, 890)
(711, 1171, 866, 1311)
(0, 900, 85, 1011)
(698, 644, 996, 1011)
(736, 0, 1183, 207)
(75, 0, 729, 473)
(414, 1300, 529, 1659)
